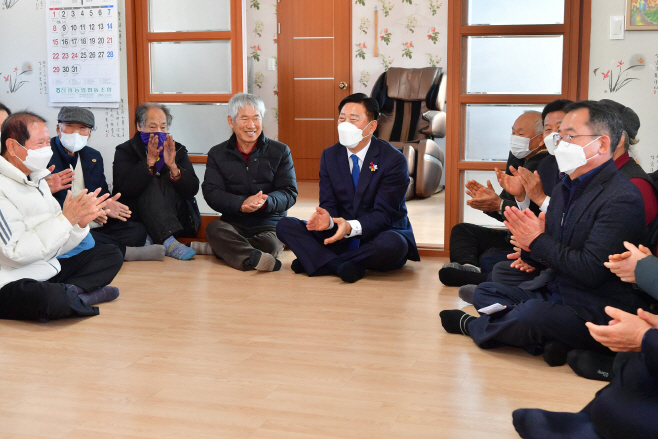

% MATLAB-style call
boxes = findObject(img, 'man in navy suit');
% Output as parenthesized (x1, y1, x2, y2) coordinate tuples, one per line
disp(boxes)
(440, 101, 649, 365)
(48, 106, 163, 261)
(276, 93, 419, 283)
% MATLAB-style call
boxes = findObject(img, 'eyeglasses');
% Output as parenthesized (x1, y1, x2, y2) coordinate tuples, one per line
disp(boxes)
(553, 133, 601, 146)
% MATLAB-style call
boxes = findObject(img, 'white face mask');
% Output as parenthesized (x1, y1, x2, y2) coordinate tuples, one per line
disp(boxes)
(510, 134, 542, 159)
(554, 136, 601, 175)
(16, 143, 53, 172)
(543, 132, 559, 155)
(60, 132, 88, 153)
(338, 121, 372, 149)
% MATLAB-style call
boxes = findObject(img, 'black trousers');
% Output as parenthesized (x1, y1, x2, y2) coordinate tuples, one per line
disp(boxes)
(469, 282, 610, 355)
(276, 217, 409, 275)
(91, 219, 148, 255)
(513, 352, 658, 439)
(205, 220, 283, 271)
(0, 244, 123, 321)
(449, 222, 513, 268)
(134, 176, 199, 244)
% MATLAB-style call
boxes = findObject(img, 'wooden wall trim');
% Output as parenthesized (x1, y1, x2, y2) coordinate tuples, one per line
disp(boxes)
(578, 0, 592, 99)
(145, 31, 233, 41)
(444, 0, 461, 248)
(459, 95, 569, 104)
(460, 24, 567, 35)
(125, 0, 137, 137)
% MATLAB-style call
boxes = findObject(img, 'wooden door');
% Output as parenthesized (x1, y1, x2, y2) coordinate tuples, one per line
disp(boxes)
(278, 0, 352, 181)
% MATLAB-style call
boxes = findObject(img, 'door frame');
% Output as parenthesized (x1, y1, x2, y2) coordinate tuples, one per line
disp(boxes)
(277, 0, 352, 182)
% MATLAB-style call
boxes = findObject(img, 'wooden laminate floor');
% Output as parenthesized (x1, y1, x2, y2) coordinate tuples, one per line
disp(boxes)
(0, 253, 605, 438)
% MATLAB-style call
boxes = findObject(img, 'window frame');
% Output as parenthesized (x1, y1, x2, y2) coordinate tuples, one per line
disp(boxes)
(442, 0, 591, 253)
(126, 0, 246, 165)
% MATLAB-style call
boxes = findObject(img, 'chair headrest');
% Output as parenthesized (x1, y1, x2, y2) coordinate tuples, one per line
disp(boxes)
(386, 67, 441, 101)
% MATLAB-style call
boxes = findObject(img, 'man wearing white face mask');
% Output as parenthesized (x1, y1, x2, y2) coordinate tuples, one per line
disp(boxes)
(487, 100, 572, 287)
(440, 101, 650, 368)
(277, 93, 419, 283)
(48, 107, 163, 262)
(0, 112, 124, 321)
(439, 111, 550, 287)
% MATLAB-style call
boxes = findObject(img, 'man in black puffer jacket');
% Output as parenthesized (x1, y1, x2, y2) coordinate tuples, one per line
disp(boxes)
(198, 93, 297, 272)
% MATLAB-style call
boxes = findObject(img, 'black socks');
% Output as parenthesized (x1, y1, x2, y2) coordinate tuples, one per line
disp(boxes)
(337, 261, 366, 283)
(543, 341, 571, 367)
(439, 267, 489, 287)
(440, 309, 476, 335)
(567, 350, 615, 381)
(291, 259, 306, 274)
(317, 258, 366, 283)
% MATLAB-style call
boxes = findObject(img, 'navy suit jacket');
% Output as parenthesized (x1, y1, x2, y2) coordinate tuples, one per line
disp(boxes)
(319, 136, 420, 261)
(528, 160, 649, 324)
(48, 136, 109, 208)
(536, 154, 561, 201)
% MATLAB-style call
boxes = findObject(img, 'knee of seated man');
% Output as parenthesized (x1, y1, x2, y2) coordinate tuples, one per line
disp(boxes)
(205, 219, 224, 236)
(588, 386, 632, 438)
(449, 222, 470, 242)
(374, 231, 407, 257)
(513, 299, 552, 328)
(275, 216, 303, 236)
(471, 282, 507, 309)
(103, 244, 125, 270)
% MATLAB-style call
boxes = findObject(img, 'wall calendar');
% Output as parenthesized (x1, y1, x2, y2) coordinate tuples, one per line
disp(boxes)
(46, 0, 120, 107)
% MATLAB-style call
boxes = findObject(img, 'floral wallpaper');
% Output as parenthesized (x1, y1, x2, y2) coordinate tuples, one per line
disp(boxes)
(352, 0, 447, 92)
(246, 0, 280, 139)
(245, 0, 449, 137)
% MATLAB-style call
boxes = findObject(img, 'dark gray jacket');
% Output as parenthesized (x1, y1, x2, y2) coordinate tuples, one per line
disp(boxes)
(202, 133, 297, 227)
(636, 256, 658, 302)
(527, 160, 649, 324)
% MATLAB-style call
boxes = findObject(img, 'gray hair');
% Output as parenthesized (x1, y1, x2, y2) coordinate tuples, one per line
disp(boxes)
(135, 102, 173, 129)
(228, 93, 266, 120)
(523, 110, 544, 136)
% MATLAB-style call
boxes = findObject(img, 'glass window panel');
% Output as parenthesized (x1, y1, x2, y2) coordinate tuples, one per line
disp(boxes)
(192, 164, 220, 216)
(149, 0, 231, 32)
(466, 35, 563, 94)
(465, 0, 564, 25)
(150, 41, 231, 94)
(462, 171, 506, 228)
(465, 104, 544, 161)
(167, 103, 232, 155)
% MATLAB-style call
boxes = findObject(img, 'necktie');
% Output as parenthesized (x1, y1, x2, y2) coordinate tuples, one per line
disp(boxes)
(348, 154, 360, 252)
(351, 154, 360, 189)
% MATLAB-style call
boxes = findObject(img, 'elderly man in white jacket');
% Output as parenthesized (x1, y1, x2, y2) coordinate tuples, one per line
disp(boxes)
(0, 111, 123, 321)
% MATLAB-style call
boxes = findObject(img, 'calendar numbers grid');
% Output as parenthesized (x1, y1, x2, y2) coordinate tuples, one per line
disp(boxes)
(47, 0, 120, 105)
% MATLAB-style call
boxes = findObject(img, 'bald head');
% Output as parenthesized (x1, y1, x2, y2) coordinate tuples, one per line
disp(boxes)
(510, 111, 545, 159)
(514, 111, 543, 137)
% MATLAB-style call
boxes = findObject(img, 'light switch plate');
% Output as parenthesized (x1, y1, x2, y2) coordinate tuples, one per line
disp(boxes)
(267, 58, 276, 71)
(610, 15, 624, 40)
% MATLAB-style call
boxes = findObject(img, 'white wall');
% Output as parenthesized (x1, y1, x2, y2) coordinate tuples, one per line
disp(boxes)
(588, 1, 658, 172)
(0, 0, 131, 191)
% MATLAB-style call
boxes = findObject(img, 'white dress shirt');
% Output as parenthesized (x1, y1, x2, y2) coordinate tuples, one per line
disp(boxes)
(325, 140, 371, 238)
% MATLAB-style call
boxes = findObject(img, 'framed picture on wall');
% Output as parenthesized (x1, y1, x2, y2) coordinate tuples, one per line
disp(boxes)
(626, 0, 658, 30)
